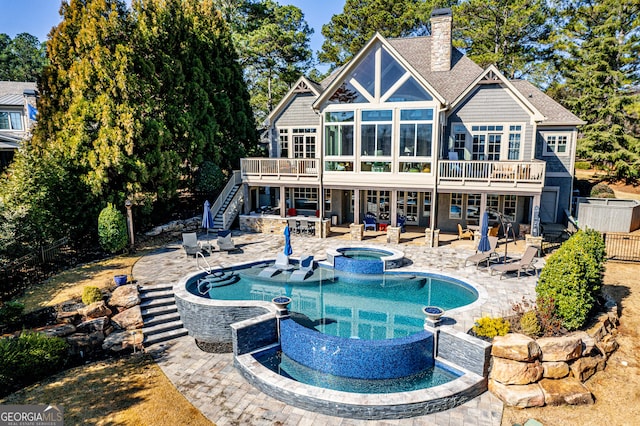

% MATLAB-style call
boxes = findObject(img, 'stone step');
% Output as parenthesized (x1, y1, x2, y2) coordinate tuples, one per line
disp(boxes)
(143, 327, 189, 347)
(142, 319, 185, 336)
(140, 297, 176, 309)
(141, 304, 177, 317)
(142, 311, 181, 327)
(138, 283, 174, 293)
(139, 289, 174, 300)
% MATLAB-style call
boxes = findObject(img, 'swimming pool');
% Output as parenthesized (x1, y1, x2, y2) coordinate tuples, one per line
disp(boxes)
(185, 264, 477, 340)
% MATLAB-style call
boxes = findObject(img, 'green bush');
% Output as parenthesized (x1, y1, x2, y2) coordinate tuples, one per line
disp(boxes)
(537, 229, 606, 330)
(472, 316, 511, 339)
(82, 286, 103, 305)
(98, 203, 128, 253)
(590, 182, 616, 198)
(520, 310, 541, 337)
(0, 331, 68, 393)
(196, 161, 226, 193)
(0, 301, 24, 326)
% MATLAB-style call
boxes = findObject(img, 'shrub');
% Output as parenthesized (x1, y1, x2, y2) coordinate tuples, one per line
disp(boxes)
(472, 316, 510, 339)
(520, 310, 541, 337)
(98, 203, 128, 253)
(537, 229, 606, 330)
(536, 296, 563, 336)
(196, 161, 226, 193)
(0, 331, 68, 394)
(0, 301, 24, 326)
(82, 286, 103, 305)
(590, 182, 616, 198)
(574, 161, 591, 170)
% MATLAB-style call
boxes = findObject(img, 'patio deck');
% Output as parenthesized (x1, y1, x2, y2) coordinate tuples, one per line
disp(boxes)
(133, 226, 541, 425)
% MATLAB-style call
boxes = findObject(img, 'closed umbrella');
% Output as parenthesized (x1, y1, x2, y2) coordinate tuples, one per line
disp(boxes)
(284, 225, 293, 256)
(477, 211, 491, 253)
(202, 200, 213, 235)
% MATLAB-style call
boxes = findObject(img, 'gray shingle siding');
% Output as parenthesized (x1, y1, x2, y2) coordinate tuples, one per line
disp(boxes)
(274, 93, 320, 128)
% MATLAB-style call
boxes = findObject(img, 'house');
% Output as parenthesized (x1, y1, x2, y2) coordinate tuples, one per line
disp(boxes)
(237, 8, 584, 237)
(0, 81, 38, 171)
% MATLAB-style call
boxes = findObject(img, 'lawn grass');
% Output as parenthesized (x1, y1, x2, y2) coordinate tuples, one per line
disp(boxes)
(0, 353, 212, 425)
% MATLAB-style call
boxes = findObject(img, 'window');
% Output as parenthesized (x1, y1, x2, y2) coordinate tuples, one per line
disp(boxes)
(361, 110, 392, 156)
(325, 111, 354, 156)
(452, 124, 466, 160)
(508, 125, 522, 160)
(544, 134, 569, 155)
(292, 128, 316, 158)
(487, 194, 499, 214)
(278, 129, 288, 158)
(366, 190, 390, 220)
(423, 192, 432, 226)
(450, 193, 463, 219)
(471, 125, 503, 160)
(324, 189, 331, 212)
(0, 111, 23, 130)
(466, 194, 481, 224)
(293, 188, 318, 210)
(503, 195, 517, 221)
(399, 109, 433, 158)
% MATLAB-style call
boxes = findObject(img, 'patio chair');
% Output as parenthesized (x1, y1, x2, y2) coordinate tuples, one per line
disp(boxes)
(490, 245, 539, 279)
(290, 255, 314, 281)
(364, 214, 377, 231)
(458, 223, 473, 240)
(465, 236, 500, 267)
(258, 252, 293, 277)
(182, 232, 202, 257)
(489, 224, 500, 237)
(217, 229, 236, 251)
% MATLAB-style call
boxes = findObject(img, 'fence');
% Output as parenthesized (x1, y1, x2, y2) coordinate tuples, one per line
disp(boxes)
(0, 237, 72, 301)
(602, 232, 640, 262)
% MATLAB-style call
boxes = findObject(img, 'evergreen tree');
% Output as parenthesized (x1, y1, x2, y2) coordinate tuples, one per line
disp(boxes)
(453, 0, 553, 80)
(550, 0, 640, 180)
(0, 33, 46, 81)
(319, 0, 447, 68)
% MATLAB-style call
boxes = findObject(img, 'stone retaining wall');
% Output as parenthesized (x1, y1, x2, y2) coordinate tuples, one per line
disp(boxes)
(488, 307, 619, 408)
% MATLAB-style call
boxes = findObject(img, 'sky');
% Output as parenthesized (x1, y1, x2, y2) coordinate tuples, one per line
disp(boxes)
(0, 0, 346, 61)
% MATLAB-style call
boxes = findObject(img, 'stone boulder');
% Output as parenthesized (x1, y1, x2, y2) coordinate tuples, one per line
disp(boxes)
(537, 335, 582, 362)
(102, 329, 138, 352)
(78, 301, 113, 319)
(596, 334, 619, 357)
(111, 306, 143, 330)
(570, 355, 606, 382)
(39, 323, 76, 338)
(76, 316, 111, 335)
(539, 377, 594, 405)
(488, 379, 545, 408)
(542, 361, 570, 379)
(66, 331, 105, 357)
(492, 333, 541, 362)
(109, 284, 140, 310)
(490, 358, 544, 385)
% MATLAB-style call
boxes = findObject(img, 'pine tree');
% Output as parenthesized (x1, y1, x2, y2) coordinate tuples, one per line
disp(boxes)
(551, 0, 640, 180)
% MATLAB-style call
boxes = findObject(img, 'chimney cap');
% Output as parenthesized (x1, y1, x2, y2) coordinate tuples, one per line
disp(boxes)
(431, 8, 452, 18)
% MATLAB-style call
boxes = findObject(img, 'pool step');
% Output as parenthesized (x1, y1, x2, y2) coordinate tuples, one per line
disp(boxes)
(140, 283, 188, 347)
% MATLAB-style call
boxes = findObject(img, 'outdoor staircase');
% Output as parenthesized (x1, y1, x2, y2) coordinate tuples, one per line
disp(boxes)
(211, 182, 242, 231)
(140, 283, 188, 347)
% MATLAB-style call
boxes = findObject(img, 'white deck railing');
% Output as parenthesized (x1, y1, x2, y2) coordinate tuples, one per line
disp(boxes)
(241, 158, 319, 178)
(438, 160, 545, 186)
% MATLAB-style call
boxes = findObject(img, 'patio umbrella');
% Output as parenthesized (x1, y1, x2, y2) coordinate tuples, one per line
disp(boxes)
(202, 200, 213, 234)
(477, 211, 491, 253)
(284, 225, 293, 256)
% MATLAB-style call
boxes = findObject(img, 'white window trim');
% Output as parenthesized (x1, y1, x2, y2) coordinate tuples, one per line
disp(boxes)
(542, 132, 571, 157)
(451, 122, 526, 161)
(0, 110, 24, 131)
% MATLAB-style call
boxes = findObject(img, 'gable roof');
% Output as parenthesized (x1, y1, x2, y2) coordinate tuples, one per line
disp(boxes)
(386, 36, 483, 104)
(510, 79, 586, 125)
(266, 75, 321, 125)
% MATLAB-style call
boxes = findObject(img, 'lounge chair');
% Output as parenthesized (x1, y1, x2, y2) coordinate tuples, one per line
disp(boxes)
(290, 255, 314, 281)
(364, 214, 377, 231)
(182, 232, 204, 257)
(258, 252, 293, 277)
(458, 223, 473, 240)
(465, 236, 500, 267)
(217, 229, 236, 251)
(490, 245, 539, 279)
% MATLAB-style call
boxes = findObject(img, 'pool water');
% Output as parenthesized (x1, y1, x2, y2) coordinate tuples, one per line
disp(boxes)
(337, 247, 391, 260)
(188, 265, 477, 340)
(255, 349, 460, 394)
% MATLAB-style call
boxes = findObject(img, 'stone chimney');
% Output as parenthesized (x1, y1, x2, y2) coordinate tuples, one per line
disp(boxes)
(430, 8, 452, 72)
